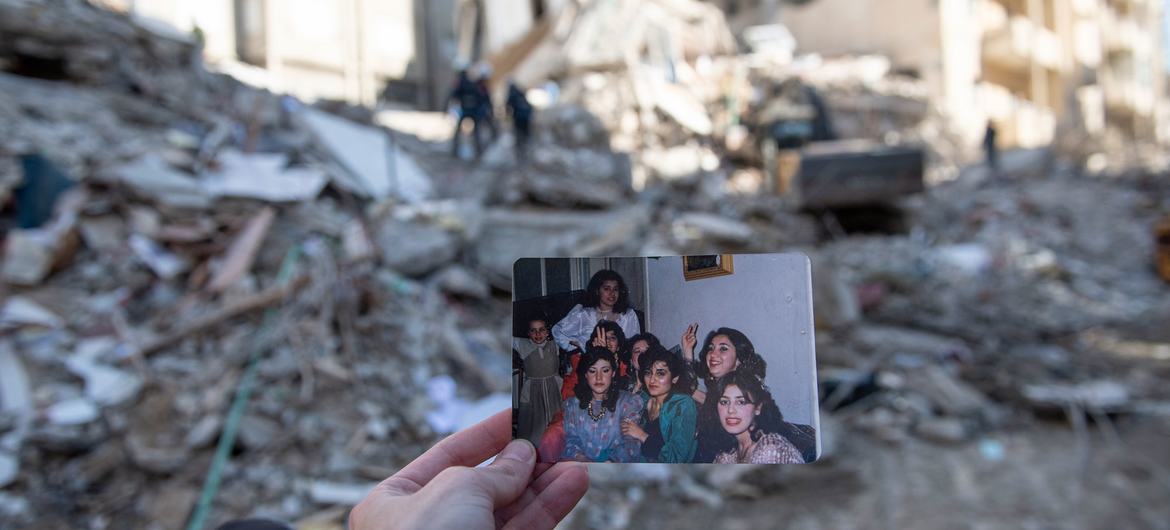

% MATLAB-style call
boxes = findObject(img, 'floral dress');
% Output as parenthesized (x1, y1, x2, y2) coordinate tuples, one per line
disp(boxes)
(561, 391, 643, 462)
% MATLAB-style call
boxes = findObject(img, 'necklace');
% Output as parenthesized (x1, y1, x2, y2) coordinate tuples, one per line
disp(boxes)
(587, 400, 606, 421)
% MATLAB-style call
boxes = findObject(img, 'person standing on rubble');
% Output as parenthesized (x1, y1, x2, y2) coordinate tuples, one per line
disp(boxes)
(473, 62, 499, 150)
(449, 67, 484, 158)
(506, 80, 534, 162)
(983, 122, 999, 176)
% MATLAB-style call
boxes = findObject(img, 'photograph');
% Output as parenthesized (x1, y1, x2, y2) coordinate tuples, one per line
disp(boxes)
(512, 254, 819, 464)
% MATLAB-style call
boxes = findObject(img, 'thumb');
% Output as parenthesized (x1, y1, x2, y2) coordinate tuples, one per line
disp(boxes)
(470, 439, 536, 508)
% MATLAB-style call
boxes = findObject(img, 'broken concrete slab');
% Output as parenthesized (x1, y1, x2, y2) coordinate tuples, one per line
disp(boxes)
(112, 155, 211, 209)
(904, 366, 993, 418)
(374, 220, 460, 277)
(45, 397, 101, 426)
(300, 108, 392, 200)
(0, 296, 64, 330)
(651, 79, 713, 136)
(852, 325, 972, 362)
(640, 144, 705, 184)
(64, 356, 143, 407)
(432, 265, 490, 299)
(78, 216, 128, 253)
(1, 190, 84, 286)
(475, 205, 650, 288)
(341, 219, 376, 263)
(202, 150, 327, 202)
(914, 416, 969, 444)
(389, 142, 434, 204)
(128, 234, 187, 279)
(1022, 380, 1130, 412)
(672, 213, 754, 244)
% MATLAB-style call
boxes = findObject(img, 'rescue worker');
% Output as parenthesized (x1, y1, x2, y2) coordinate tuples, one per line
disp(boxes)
(506, 81, 534, 162)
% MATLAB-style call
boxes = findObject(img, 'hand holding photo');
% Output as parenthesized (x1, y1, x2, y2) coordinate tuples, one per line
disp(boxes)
(512, 253, 820, 465)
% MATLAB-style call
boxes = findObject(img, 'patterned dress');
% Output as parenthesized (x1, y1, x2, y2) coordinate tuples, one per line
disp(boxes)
(713, 432, 805, 464)
(561, 391, 643, 462)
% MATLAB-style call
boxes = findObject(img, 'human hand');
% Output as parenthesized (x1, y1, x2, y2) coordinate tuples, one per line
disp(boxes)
(349, 409, 589, 530)
(620, 419, 648, 442)
(681, 323, 698, 360)
(646, 397, 661, 420)
(590, 327, 606, 348)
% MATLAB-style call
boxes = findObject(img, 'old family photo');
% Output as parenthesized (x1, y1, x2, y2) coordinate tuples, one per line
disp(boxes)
(512, 254, 820, 464)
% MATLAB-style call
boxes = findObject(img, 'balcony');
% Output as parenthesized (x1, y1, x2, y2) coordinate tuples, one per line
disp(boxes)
(982, 15, 1064, 72)
(1101, 71, 1155, 115)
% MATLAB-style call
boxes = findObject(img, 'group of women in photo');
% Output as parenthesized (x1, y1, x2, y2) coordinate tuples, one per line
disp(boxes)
(513, 269, 813, 464)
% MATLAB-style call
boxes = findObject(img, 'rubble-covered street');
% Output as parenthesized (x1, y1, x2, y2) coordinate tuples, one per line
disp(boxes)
(2, 1, 1170, 529)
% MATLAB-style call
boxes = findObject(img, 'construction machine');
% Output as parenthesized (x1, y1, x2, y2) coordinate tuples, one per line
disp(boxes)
(751, 79, 925, 210)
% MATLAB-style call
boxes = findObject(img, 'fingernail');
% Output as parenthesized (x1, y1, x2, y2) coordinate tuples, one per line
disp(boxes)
(499, 439, 534, 462)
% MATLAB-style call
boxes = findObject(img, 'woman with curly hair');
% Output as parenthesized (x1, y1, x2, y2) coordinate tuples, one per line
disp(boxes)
(710, 370, 804, 464)
(561, 346, 643, 463)
(622, 332, 666, 395)
(680, 325, 783, 463)
(552, 269, 641, 353)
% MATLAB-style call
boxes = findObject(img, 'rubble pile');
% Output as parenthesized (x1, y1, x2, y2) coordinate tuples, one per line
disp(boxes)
(0, 2, 508, 528)
(1, 0, 1169, 529)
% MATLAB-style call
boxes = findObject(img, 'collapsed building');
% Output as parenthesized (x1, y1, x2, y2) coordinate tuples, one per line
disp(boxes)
(0, 0, 1168, 529)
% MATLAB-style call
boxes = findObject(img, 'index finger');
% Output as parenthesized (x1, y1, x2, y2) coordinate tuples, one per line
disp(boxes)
(378, 408, 513, 495)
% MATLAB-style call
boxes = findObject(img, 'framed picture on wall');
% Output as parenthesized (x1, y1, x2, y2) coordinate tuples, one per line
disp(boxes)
(683, 254, 734, 281)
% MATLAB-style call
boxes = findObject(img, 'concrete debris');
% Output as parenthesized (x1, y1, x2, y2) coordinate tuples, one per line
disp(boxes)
(307, 481, 376, 506)
(45, 397, 100, 426)
(1, 0, 1168, 528)
(206, 206, 276, 292)
(64, 356, 143, 407)
(672, 213, 754, 244)
(114, 155, 211, 210)
(0, 297, 64, 330)
(300, 108, 393, 200)
(432, 266, 490, 299)
(1022, 381, 1131, 412)
(374, 220, 460, 277)
(1, 189, 84, 286)
(203, 150, 327, 202)
(238, 415, 280, 451)
(128, 234, 187, 279)
(184, 415, 222, 449)
(913, 416, 969, 444)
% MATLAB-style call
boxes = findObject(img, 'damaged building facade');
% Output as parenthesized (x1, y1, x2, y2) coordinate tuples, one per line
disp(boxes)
(97, 0, 566, 109)
(775, 0, 1167, 149)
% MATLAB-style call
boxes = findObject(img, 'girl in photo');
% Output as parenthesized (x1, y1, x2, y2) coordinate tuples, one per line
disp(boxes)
(512, 313, 561, 445)
(681, 325, 774, 463)
(561, 320, 627, 400)
(561, 346, 644, 463)
(710, 370, 804, 464)
(620, 344, 697, 463)
(552, 269, 641, 353)
(623, 332, 663, 395)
